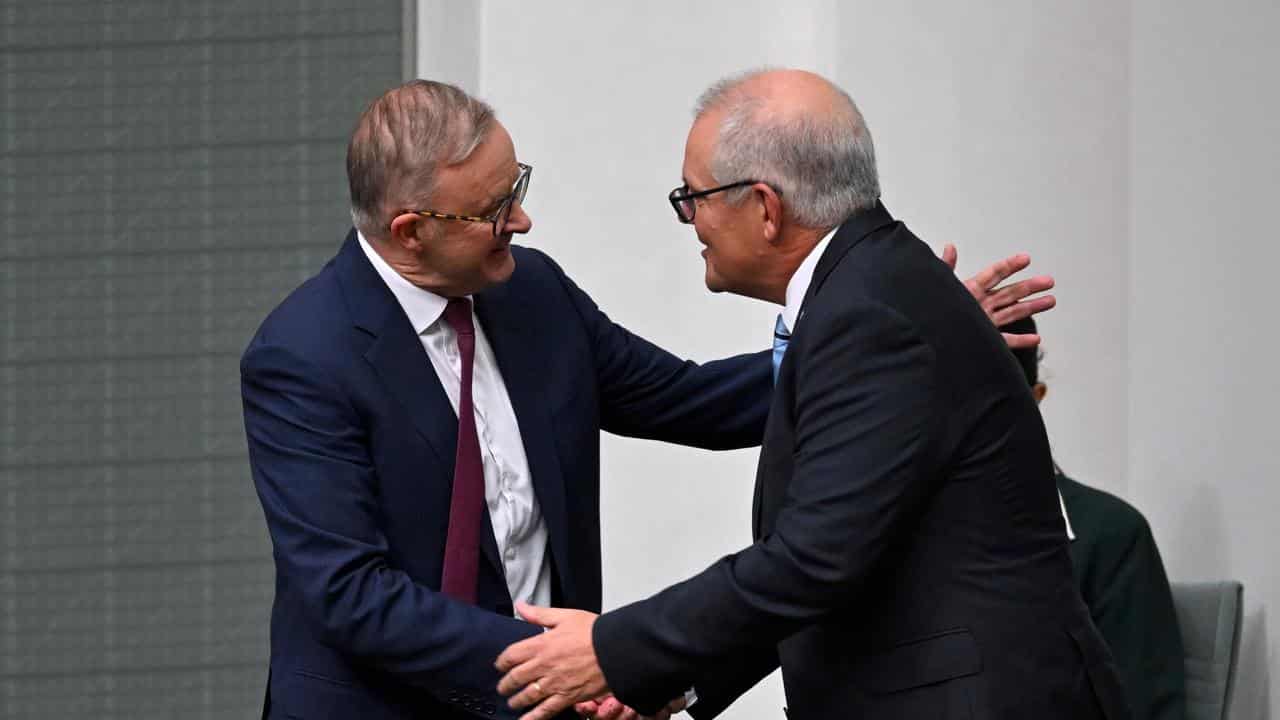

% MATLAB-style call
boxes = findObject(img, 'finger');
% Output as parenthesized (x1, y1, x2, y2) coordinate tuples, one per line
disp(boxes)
(508, 674, 552, 710)
(575, 700, 600, 717)
(940, 243, 957, 270)
(982, 276, 1055, 311)
(596, 697, 626, 720)
(1002, 332, 1041, 350)
(496, 632, 546, 673)
(969, 253, 1031, 292)
(497, 657, 544, 697)
(521, 695, 575, 720)
(991, 294, 1056, 326)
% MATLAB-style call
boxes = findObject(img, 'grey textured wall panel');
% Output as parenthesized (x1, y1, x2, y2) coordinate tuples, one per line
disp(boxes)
(0, 1, 406, 717)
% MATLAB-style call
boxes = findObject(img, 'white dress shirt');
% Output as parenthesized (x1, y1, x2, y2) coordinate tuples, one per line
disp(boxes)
(779, 228, 1076, 540)
(780, 228, 838, 336)
(358, 232, 552, 610)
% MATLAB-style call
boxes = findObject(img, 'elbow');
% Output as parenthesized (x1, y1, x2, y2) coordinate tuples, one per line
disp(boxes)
(304, 561, 390, 655)
(774, 529, 871, 600)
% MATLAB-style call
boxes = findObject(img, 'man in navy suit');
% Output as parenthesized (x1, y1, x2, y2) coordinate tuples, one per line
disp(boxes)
(496, 69, 1128, 720)
(242, 79, 1055, 720)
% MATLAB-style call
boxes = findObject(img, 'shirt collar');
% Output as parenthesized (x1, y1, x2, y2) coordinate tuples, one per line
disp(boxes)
(356, 230, 451, 335)
(1059, 490, 1076, 542)
(780, 227, 839, 333)
(1053, 462, 1076, 541)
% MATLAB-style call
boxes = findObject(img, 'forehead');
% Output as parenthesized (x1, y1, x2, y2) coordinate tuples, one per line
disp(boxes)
(437, 122, 518, 201)
(682, 112, 720, 179)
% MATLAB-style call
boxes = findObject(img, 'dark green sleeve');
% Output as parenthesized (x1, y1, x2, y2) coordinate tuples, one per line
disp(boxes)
(1077, 517, 1187, 720)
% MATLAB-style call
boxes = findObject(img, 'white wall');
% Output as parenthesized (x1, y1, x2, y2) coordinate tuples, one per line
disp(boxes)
(833, 1, 1131, 496)
(419, 2, 1276, 717)
(1129, 1, 1279, 717)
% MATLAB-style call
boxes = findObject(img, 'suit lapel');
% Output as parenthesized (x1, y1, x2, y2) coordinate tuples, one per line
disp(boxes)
(754, 203, 898, 535)
(337, 232, 503, 577)
(474, 285, 576, 605)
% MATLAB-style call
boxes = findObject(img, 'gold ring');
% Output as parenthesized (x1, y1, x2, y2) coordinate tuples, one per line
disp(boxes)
(532, 681, 543, 696)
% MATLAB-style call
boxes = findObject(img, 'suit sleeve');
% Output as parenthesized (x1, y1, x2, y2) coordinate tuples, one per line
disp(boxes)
(685, 645, 780, 720)
(537, 251, 772, 450)
(241, 341, 539, 719)
(1080, 516, 1187, 720)
(593, 299, 938, 714)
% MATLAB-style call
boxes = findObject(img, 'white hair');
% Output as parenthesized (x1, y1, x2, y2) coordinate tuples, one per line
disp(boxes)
(694, 68, 880, 228)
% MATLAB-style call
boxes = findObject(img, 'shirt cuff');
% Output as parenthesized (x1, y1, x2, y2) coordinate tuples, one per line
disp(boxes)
(683, 687, 698, 709)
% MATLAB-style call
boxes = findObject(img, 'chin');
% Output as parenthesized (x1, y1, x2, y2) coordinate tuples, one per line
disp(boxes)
(704, 267, 728, 294)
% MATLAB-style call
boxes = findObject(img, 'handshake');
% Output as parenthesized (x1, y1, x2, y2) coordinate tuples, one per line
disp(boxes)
(573, 696, 689, 720)
(496, 604, 686, 720)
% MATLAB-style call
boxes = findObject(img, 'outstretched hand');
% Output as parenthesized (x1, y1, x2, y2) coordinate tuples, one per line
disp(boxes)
(942, 243, 1056, 349)
(497, 603, 608, 720)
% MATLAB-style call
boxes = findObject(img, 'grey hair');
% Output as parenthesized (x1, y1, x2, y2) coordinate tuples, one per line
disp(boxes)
(693, 69, 879, 229)
(347, 80, 494, 239)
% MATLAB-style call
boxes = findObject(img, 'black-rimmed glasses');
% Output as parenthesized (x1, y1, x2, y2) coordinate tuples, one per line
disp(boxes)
(405, 162, 532, 236)
(668, 179, 761, 224)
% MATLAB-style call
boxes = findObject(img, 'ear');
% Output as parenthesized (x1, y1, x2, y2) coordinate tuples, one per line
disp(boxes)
(1032, 382, 1048, 404)
(389, 212, 423, 251)
(757, 183, 784, 244)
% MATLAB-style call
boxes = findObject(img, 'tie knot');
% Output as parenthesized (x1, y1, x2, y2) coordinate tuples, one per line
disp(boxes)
(442, 297, 474, 336)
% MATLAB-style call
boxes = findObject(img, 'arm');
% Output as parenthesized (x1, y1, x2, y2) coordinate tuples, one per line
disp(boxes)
(242, 341, 540, 718)
(539, 251, 772, 450)
(685, 645, 780, 720)
(593, 299, 937, 713)
(1081, 518, 1187, 720)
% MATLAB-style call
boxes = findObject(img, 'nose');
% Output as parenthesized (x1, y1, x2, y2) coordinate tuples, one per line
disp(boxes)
(502, 200, 533, 235)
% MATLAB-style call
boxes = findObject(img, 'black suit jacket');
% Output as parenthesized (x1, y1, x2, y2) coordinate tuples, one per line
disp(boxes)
(241, 232, 771, 720)
(593, 204, 1131, 720)
(1059, 472, 1187, 720)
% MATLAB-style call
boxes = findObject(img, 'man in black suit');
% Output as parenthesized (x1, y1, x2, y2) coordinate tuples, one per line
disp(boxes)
(496, 69, 1130, 720)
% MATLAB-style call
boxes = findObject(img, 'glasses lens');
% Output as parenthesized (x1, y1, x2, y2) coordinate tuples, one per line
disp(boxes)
(514, 165, 531, 205)
(670, 187, 695, 223)
(494, 166, 531, 235)
(494, 197, 511, 236)
(680, 197, 696, 223)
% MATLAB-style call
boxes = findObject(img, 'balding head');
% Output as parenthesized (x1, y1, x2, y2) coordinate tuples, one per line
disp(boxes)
(347, 80, 494, 240)
(701, 69, 848, 119)
(693, 68, 879, 228)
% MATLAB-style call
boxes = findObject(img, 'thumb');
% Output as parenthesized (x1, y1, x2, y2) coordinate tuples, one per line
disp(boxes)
(940, 243, 957, 270)
(516, 602, 561, 628)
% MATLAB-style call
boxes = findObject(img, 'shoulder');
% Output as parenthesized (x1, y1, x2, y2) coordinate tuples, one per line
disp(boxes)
(242, 257, 352, 373)
(1058, 474, 1153, 544)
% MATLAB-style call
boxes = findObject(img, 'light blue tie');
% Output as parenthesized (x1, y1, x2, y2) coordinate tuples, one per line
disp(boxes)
(772, 313, 791, 384)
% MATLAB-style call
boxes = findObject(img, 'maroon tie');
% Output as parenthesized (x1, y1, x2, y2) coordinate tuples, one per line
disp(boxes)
(439, 297, 484, 604)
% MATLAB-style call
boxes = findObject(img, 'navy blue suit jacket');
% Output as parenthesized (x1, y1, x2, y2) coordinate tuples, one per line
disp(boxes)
(241, 231, 771, 720)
